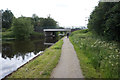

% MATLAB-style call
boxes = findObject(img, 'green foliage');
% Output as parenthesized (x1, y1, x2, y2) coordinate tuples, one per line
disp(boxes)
(32, 14, 39, 27)
(2, 9, 14, 29)
(32, 14, 58, 31)
(77, 29, 88, 33)
(70, 30, 119, 78)
(13, 17, 34, 40)
(30, 32, 44, 39)
(88, 2, 120, 41)
(2, 31, 15, 38)
(70, 29, 89, 37)
(104, 3, 120, 41)
(58, 27, 64, 29)
(41, 16, 57, 28)
(2, 28, 7, 32)
(1, 9, 59, 33)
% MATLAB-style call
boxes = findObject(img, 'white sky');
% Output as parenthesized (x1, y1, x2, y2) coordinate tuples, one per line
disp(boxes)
(0, 0, 99, 28)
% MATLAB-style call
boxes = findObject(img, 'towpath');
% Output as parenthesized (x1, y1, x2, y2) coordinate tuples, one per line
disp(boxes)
(51, 37, 84, 78)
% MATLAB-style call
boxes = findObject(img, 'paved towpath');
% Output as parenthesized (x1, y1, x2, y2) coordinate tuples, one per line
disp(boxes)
(51, 37, 84, 78)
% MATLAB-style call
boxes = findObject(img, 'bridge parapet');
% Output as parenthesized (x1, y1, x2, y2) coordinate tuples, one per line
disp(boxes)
(43, 29, 71, 37)
(43, 29, 71, 32)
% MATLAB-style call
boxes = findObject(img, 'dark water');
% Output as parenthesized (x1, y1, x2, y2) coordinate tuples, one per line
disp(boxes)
(0, 37, 60, 79)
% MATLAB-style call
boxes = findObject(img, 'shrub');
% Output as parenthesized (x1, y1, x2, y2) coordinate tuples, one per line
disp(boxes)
(13, 17, 34, 40)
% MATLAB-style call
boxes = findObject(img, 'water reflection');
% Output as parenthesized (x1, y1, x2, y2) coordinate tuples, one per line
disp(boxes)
(1, 37, 60, 79)
(44, 37, 57, 45)
(2, 39, 51, 60)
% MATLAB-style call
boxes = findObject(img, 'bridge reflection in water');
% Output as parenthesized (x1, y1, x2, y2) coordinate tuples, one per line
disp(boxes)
(44, 37, 62, 46)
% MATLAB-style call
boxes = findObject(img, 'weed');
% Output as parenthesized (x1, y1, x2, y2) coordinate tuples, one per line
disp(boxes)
(70, 29, 119, 78)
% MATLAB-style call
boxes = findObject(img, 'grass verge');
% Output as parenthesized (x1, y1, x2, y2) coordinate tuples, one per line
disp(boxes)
(69, 29, 119, 78)
(2, 31, 15, 38)
(2, 31, 44, 40)
(7, 39, 63, 78)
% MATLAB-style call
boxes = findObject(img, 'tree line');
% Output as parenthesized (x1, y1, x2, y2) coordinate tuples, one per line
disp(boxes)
(88, 2, 120, 42)
(1, 9, 61, 40)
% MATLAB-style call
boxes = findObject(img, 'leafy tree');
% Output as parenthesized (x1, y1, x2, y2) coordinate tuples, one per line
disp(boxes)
(32, 14, 39, 27)
(88, 2, 120, 41)
(13, 17, 34, 40)
(32, 14, 58, 31)
(2, 9, 14, 29)
(104, 3, 120, 41)
(41, 16, 57, 29)
(88, 3, 115, 36)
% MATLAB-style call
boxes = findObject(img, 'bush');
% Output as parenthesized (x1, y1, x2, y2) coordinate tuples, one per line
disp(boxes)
(30, 32, 44, 39)
(13, 17, 34, 40)
(2, 28, 6, 32)
(79, 29, 88, 33)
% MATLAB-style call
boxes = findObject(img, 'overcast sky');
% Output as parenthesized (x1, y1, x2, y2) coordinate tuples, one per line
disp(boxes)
(0, 0, 99, 28)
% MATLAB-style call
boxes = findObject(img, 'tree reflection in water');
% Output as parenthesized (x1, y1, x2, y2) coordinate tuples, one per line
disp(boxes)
(0, 37, 62, 79)
(1, 37, 59, 60)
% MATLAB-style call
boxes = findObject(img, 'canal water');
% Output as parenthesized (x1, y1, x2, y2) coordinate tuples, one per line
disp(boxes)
(0, 37, 60, 79)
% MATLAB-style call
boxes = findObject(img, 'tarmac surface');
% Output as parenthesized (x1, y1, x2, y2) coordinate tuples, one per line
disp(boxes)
(51, 37, 84, 78)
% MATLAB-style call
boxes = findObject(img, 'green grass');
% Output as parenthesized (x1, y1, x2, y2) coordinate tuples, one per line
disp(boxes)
(2, 31, 15, 41)
(2, 31, 15, 38)
(2, 31, 44, 40)
(7, 39, 63, 78)
(69, 29, 119, 78)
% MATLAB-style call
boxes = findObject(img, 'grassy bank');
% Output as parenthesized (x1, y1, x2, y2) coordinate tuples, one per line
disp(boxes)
(69, 29, 119, 78)
(2, 31, 15, 40)
(7, 39, 63, 78)
(2, 31, 44, 40)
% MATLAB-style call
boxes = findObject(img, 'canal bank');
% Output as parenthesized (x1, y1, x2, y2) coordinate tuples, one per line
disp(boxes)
(1, 36, 61, 79)
(3, 39, 63, 79)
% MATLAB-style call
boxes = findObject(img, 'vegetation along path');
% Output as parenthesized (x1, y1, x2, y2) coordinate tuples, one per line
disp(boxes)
(51, 37, 84, 78)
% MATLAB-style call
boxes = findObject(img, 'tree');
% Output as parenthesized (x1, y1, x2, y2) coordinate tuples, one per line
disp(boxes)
(32, 14, 58, 32)
(88, 3, 115, 36)
(87, 2, 120, 41)
(13, 17, 34, 40)
(2, 9, 14, 29)
(104, 3, 120, 41)
(41, 15, 57, 29)
(32, 14, 39, 27)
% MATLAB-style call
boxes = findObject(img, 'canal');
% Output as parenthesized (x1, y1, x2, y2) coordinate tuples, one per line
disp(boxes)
(0, 37, 60, 79)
